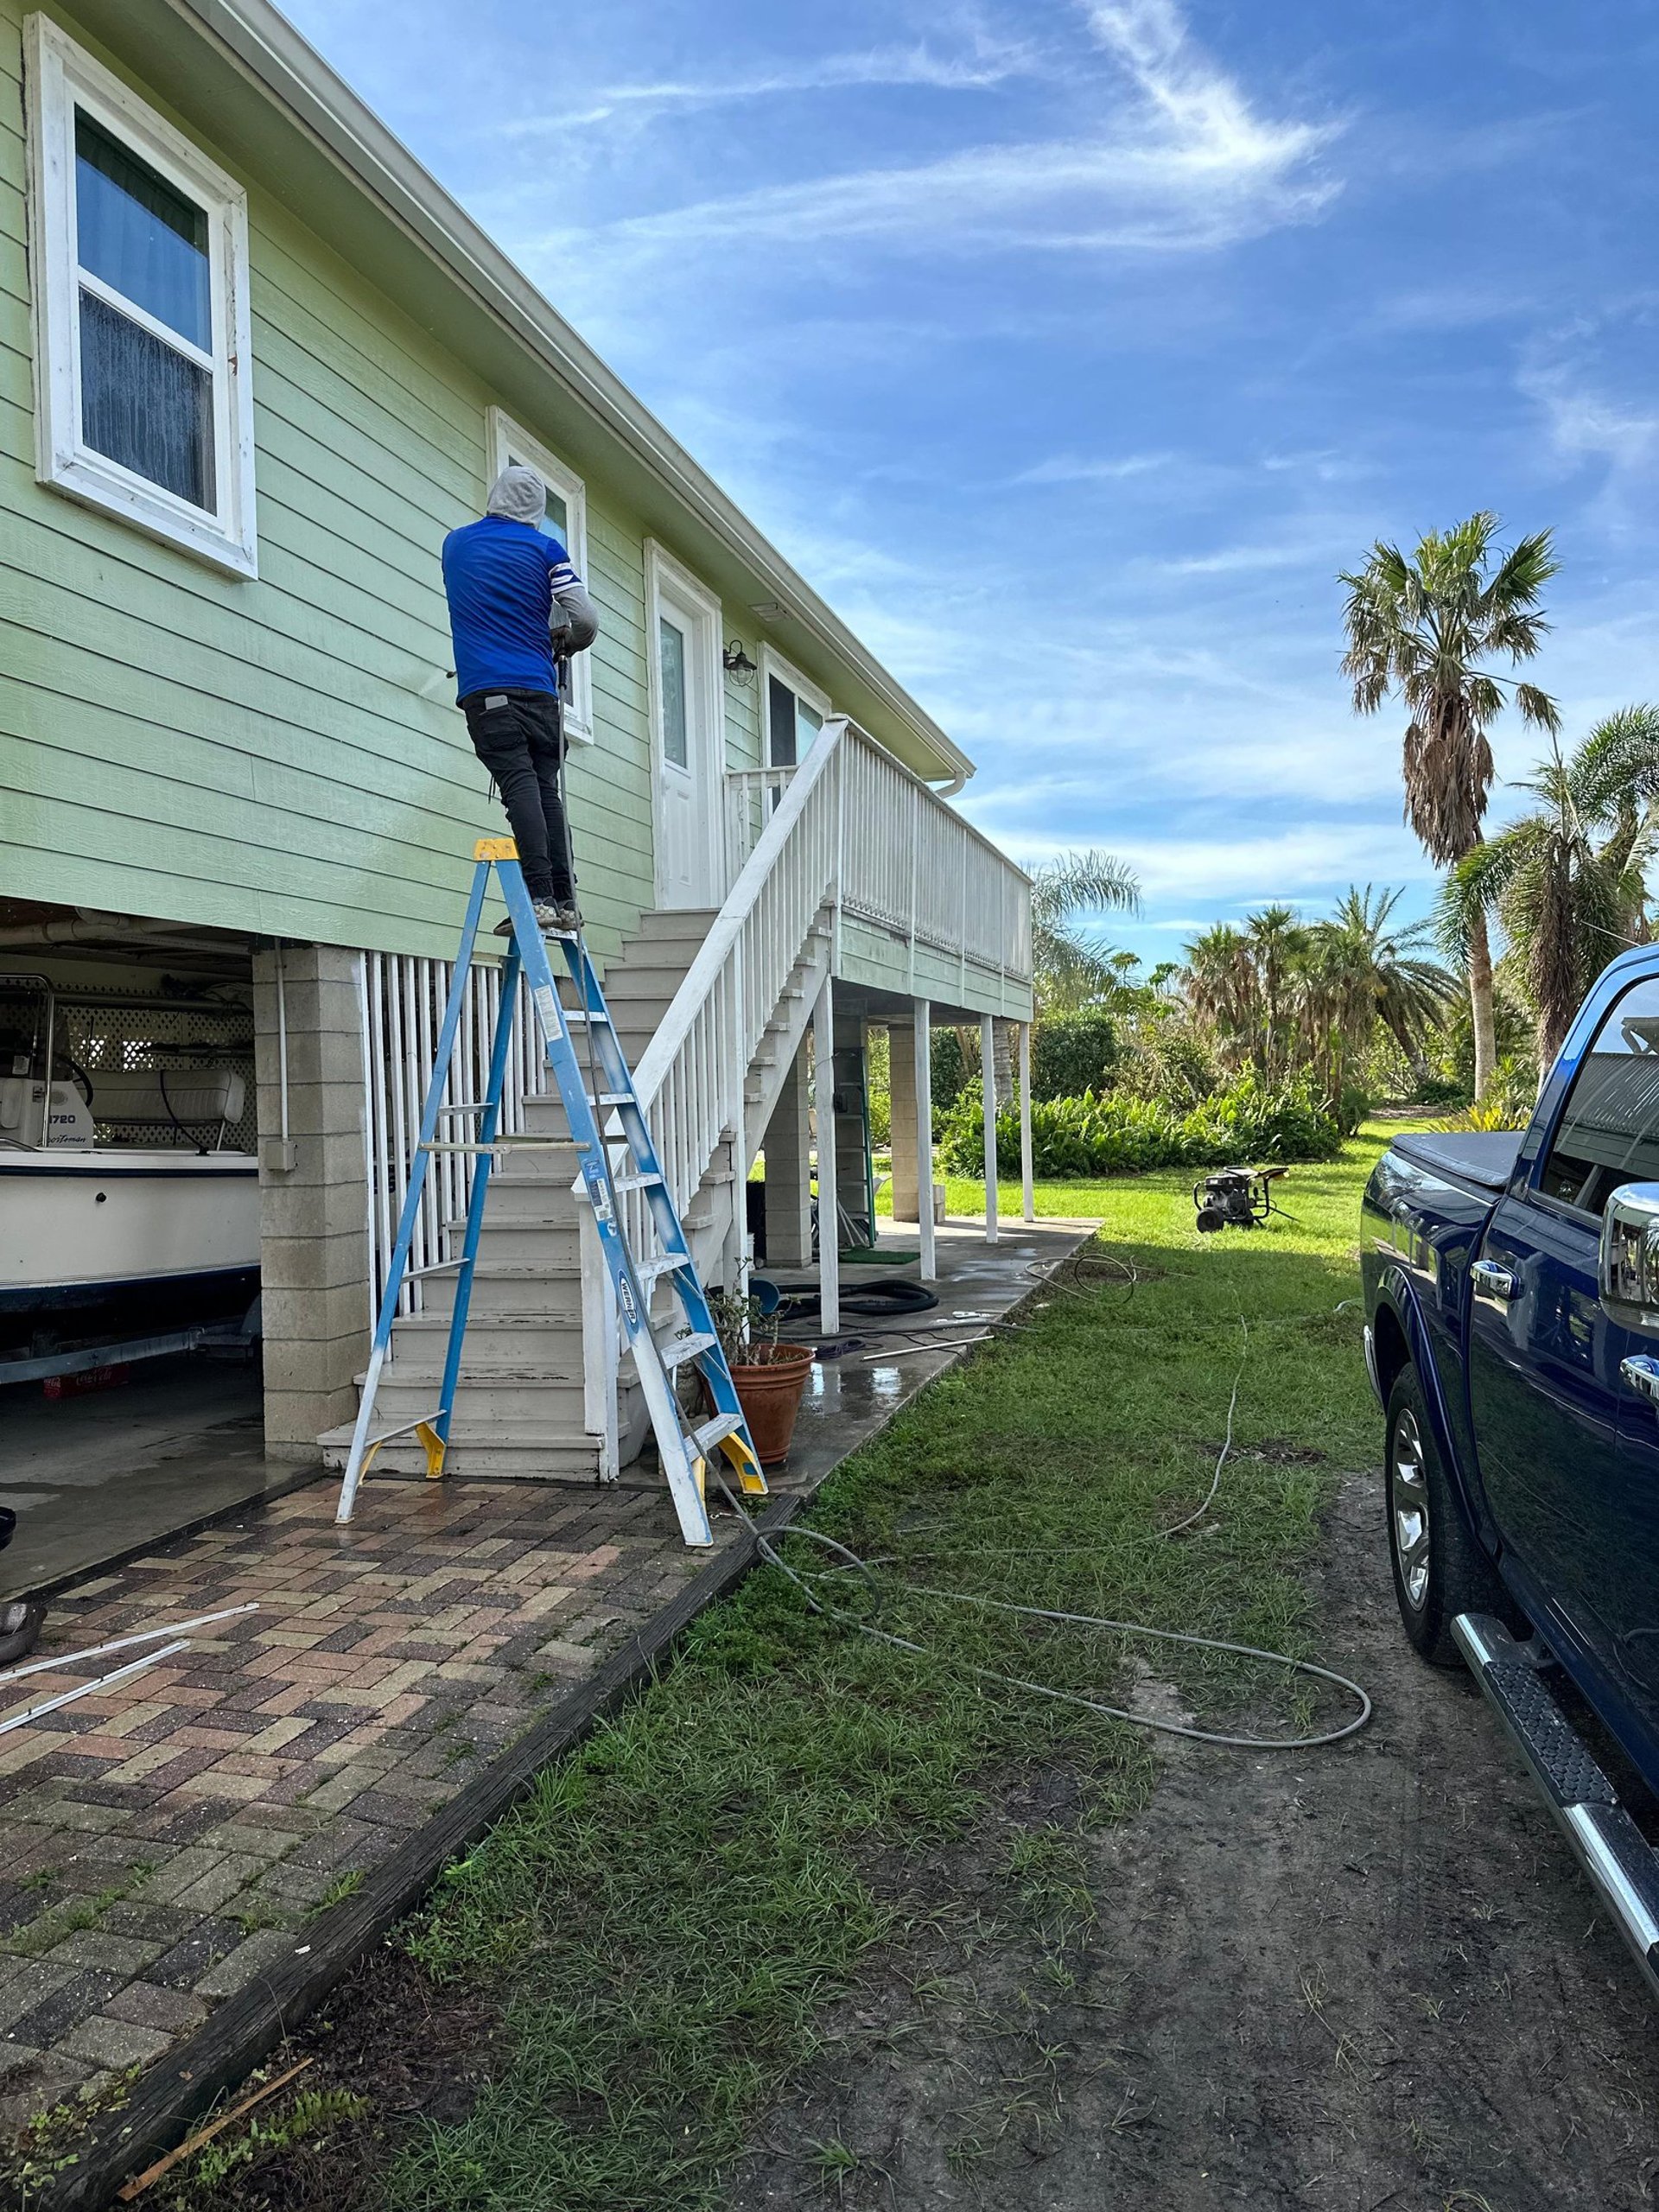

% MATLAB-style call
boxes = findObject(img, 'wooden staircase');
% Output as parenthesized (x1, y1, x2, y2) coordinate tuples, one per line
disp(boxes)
(319, 903, 830, 1483)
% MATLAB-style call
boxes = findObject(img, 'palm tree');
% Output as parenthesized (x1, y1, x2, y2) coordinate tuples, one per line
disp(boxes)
(1028, 849, 1143, 1013)
(1440, 711, 1659, 1070)
(1184, 923, 1257, 1064)
(1340, 512, 1560, 1097)
(1310, 885, 1459, 1095)
(1243, 905, 1308, 1080)
(963, 851, 1141, 1111)
(1325, 887, 1458, 1056)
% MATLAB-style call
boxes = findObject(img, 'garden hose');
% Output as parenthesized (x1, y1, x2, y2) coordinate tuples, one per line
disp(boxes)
(710, 1272, 1373, 1754)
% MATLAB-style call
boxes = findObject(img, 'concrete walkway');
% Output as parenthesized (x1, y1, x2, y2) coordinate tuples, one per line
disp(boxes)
(0, 1216, 1092, 2156)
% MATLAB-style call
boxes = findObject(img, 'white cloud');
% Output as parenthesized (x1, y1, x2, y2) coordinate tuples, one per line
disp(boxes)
(554, 1, 1337, 259)
(511, 36, 1044, 130)
(1014, 451, 1173, 484)
(1152, 537, 1336, 577)
(1092, 824, 1424, 905)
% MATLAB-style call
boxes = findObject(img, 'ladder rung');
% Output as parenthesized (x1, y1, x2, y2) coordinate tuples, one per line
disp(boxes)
(436, 1103, 488, 1115)
(635, 1253, 688, 1285)
(610, 1171, 664, 1193)
(363, 1412, 442, 1446)
(656, 1331, 715, 1370)
(405, 1260, 463, 1280)
(420, 1138, 588, 1154)
(690, 1412, 744, 1454)
(562, 1009, 610, 1026)
(589, 1092, 636, 1108)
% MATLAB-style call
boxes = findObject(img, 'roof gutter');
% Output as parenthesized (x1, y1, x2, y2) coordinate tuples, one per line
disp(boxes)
(161, 0, 975, 791)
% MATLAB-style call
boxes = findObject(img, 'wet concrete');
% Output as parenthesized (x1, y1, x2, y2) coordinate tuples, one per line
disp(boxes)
(0, 1217, 1095, 1604)
(0, 1355, 311, 1600)
(760, 1215, 1097, 1492)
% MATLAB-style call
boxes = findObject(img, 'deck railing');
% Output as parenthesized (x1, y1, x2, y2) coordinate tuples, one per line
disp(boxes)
(724, 721, 1032, 989)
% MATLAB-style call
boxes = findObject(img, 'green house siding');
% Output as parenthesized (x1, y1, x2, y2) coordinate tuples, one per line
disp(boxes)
(837, 917, 1033, 1025)
(0, 0, 659, 963)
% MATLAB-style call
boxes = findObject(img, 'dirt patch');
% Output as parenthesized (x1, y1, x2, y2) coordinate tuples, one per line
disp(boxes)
(1199, 1437, 1330, 1465)
(728, 1471, 1659, 2212)
(151, 1948, 499, 2210)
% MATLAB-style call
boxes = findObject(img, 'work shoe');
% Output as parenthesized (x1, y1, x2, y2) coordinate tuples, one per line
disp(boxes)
(492, 903, 569, 938)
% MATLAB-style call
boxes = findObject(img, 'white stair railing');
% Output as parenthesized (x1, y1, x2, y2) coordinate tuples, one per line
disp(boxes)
(631, 715, 846, 1215)
(576, 718, 845, 1471)
(579, 714, 1034, 1470)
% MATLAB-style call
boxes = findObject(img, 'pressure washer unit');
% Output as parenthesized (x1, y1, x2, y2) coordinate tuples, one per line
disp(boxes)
(1192, 1165, 1287, 1233)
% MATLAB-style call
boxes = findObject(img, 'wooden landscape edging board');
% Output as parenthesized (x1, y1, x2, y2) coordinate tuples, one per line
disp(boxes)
(36, 1491, 804, 2212)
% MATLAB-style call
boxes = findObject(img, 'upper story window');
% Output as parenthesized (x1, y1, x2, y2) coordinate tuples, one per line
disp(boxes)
(1538, 976, 1659, 1215)
(24, 16, 257, 576)
(762, 647, 830, 770)
(486, 407, 593, 744)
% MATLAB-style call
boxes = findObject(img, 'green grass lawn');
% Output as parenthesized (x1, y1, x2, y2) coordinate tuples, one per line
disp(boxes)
(188, 1130, 1399, 2212)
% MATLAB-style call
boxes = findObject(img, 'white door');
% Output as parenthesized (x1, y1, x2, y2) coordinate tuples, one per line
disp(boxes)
(650, 552, 723, 907)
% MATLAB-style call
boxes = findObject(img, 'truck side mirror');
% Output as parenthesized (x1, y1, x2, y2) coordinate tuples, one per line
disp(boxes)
(1599, 1184, 1659, 1329)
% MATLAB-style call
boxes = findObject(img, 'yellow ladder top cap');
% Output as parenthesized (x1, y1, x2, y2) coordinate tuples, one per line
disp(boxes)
(474, 836, 519, 861)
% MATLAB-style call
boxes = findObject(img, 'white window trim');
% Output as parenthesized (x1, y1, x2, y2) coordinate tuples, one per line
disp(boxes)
(645, 540, 725, 904)
(760, 644, 832, 769)
(24, 13, 257, 578)
(486, 404, 594, 745)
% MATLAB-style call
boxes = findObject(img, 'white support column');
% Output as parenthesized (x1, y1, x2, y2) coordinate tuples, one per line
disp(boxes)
(815, 977, 840, 1332)
(913, 999, 936, 1283)
(981, 1013, 998, 1246)
(1020, 1020, 1035, 1224)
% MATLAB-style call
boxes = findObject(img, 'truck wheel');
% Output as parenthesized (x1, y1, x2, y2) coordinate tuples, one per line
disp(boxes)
(1385, 1365, 1510, 1668)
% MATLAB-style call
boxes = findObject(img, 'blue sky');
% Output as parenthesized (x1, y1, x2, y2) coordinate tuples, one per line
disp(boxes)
(284, 0, 1659, 963)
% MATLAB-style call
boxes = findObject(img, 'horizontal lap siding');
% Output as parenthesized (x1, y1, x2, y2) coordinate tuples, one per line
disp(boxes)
(836, 918, 1033, 1023)
(0, 1, 654, 964)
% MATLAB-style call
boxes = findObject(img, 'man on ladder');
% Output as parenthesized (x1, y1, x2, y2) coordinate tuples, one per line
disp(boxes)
(441, 465, 598, 935)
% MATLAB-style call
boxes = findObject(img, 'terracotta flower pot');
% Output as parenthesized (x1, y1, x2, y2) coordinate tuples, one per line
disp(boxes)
(726, 1340, 814, 1467)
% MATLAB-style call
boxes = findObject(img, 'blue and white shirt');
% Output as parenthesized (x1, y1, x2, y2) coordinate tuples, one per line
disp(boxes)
(442, 513, 585, 701)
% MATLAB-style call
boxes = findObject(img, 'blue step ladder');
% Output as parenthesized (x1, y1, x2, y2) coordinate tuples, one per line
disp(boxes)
(334, 838, 767, 1547)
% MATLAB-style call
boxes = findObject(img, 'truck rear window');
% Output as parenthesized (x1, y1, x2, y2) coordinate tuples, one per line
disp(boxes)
(1540, 976, 1659, 1214)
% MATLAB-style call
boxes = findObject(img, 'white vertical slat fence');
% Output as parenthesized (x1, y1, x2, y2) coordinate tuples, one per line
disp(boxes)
(359, 951, 544, 1333)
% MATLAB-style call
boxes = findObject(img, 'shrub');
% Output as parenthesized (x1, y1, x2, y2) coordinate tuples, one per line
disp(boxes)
(1432, 1054, 1537, 1134)
(1031, 1007, 1120, 1101)
(938, 1071, 1341, 1179)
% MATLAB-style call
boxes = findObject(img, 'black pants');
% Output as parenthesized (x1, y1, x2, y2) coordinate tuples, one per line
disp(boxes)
(461, 689, 575, 904)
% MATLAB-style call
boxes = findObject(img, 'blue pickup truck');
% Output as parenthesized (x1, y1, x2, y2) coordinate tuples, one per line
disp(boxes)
(1363, 947, 1659, 1993)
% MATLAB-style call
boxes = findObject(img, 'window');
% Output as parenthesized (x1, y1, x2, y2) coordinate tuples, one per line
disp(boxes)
(658, 615, 690, 769)
(1538, 976, 1659, 1214)
(761, 648, 830, 770)
(25, 15, 257, 575)
(486, 407, 593, 743)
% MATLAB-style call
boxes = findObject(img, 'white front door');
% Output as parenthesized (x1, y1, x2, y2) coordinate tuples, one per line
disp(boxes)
(649, 550, 723, 907)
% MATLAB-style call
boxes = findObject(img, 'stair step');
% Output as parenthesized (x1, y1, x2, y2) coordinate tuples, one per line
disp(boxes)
(420, 1271, 586, 1319)
(445, 1188, 582, 1230)
(319, 1421, 602, 1480)
(365, 1370, 585, 1415)
(397, 1312, 581, 1349)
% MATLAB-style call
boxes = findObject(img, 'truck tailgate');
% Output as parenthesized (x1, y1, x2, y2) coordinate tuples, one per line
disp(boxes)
(1387, 1129, 1522, 1193)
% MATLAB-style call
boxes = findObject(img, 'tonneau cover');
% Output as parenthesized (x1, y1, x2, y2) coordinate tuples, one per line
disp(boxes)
(1388, 1128, 1522, 1193)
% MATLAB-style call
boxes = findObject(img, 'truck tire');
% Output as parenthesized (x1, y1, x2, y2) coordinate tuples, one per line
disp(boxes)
(1384, 1363, 1513, 1668)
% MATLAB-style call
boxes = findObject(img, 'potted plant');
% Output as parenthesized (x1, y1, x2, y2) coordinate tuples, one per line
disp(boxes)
(705, 1289, 814, 1467)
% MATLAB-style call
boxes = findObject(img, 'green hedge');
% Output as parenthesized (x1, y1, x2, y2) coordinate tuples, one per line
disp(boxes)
(1031, 1007, 1120, 1100)
(938, 1072, 1342, 1179)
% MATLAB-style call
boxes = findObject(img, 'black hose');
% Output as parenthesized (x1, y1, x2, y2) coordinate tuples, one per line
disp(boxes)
(771, 1277, 939, 1319)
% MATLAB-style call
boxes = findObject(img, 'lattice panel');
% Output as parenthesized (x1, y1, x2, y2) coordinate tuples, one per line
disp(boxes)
(56, 992, 257, 1152)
